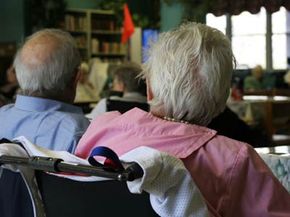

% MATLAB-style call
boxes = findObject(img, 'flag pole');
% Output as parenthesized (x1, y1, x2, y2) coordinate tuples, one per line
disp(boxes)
(127, 38, 131, 61)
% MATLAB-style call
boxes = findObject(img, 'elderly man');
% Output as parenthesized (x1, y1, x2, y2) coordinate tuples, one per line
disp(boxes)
(0, 29, 89, 152)
(0, 29, 90, 217)
(77, 22, 290, 216)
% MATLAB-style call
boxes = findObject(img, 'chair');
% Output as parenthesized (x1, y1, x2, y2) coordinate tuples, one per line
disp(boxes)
(0, 169, 33, 217)
(37, 172, 157, 217)
(106, 99, 149, 114)
(0, 154, 158, 217)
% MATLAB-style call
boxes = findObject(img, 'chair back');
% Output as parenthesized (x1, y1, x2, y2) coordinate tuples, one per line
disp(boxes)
(106, 99, 149, 114)
(0, 169, 33, 217)
(0, 155, 158, 217)
(37, 171, 158, 217)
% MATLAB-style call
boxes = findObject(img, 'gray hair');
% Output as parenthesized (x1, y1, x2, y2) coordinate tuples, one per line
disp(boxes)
(14, 29, 81, 96)
(113, 62, 145, 94)
(142, 22, 235, 126)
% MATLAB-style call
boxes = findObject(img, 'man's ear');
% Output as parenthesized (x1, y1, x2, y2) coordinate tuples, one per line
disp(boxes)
(72, 68, 81, 89)
(146, 79, 153, 101)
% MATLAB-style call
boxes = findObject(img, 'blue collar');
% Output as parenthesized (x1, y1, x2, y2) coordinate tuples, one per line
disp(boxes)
(15, 95, 83, 114)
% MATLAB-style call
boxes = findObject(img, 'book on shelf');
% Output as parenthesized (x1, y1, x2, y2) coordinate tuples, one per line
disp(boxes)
(91, 39, 99, 54)
(65, 15, 87, 31)
(91, 20, 116, 31)
(65, 9, 127, 61)
(96, 41, 126, 55)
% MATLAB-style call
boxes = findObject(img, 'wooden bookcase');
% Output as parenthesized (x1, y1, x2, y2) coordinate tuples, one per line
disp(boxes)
(64, 8, 127, 61)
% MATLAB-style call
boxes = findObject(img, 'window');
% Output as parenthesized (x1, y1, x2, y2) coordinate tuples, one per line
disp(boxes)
(206, 7, 290, 70)
(232, 8, 266, 68)
(206, 13, 226, 34)
(272, 7, 288, 69)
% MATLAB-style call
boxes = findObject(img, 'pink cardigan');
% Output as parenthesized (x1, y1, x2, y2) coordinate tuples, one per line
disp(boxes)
(76, 108, 290, 217)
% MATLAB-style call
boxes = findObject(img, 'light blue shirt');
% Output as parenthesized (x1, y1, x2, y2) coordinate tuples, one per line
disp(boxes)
(0, 95, 90, 153)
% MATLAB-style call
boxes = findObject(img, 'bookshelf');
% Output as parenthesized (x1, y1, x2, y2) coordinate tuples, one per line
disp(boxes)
(64, 8, 127, 61)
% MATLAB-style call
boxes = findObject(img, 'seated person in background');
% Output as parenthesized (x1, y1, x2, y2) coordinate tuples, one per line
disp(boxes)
(76, 22, 290, 216)
(98, 63, 121, 98)
(87, 62, 147, 119)
(208, 106, 270, 147)
(243, 65, 264, 91)
(0, 29, 90, 153)
(74, 61, 99, 103)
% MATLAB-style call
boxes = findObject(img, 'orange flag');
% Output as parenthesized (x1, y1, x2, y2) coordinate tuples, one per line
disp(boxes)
(121, 3, 135, 44)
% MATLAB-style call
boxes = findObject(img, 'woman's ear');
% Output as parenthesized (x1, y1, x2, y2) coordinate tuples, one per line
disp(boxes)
(146, 79, 153, 101)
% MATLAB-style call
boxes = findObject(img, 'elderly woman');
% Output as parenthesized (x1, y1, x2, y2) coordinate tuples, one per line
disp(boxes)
(76, 22, 290, 216)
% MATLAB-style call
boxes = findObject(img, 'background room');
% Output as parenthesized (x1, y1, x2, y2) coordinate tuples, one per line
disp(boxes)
(0, 1, 290, 217)
(1, 0, 290, 148)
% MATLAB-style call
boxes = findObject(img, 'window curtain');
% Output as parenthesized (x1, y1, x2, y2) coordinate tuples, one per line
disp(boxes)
(208, 0, 290, 16)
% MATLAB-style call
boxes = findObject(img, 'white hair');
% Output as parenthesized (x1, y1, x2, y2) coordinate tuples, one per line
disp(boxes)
(142, 22, 235, 126)
(14, 29, 80, 96)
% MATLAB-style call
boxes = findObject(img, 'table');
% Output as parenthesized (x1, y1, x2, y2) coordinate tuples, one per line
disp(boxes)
(228, 95, 290, 145)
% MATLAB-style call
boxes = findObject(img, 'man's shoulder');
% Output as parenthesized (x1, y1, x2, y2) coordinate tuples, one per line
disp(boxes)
(51, 110, 90, 130)
(37, 111, 89, 149)
(0, 103, 14, 111)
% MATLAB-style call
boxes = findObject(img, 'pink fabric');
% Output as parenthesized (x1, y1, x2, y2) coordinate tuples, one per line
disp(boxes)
(76, 108, 290, 217)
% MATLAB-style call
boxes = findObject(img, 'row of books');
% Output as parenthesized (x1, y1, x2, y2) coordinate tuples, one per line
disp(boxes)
(65, 15, 87, 31)
(91, 39, 126, 54)
(65, 15, 119, 32)
(91, 20, 117, 31)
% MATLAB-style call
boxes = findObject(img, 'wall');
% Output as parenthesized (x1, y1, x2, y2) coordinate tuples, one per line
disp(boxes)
(0, 0, 25, 43)
(0, 0, 184, 44)
(160, 1, 183, 32)
(66, 0, 184, 32)
(66, 0, 101, 9)
(0, 0, 101, 44)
